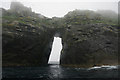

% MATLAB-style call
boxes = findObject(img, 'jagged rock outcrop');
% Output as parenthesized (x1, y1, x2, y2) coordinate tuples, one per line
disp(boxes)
(2, 2, 119, 67)
(9, 2, 45, 18)
(60, 10, 118, 67)
(2, 2, 58, 66)
(61, 24, 118, 67)
(2, 22, 55, 66)
(10, 2, 32, 13)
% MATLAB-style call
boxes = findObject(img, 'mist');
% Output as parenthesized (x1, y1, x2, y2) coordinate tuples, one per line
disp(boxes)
(1, 0, 118, 18)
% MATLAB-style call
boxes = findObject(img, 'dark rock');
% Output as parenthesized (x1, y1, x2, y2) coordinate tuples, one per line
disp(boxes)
(2, 2, 118, 67)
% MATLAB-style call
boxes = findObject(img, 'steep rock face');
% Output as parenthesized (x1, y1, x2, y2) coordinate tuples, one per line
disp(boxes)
(61, 24, 118, 66)
(60, 10, 118, 67)
(3, 24, 55, 66)
(2, 19, 56, 66)
(2, 2, 118, 67)
(2, 3, 58, 66)
(2, 2, 65, 66)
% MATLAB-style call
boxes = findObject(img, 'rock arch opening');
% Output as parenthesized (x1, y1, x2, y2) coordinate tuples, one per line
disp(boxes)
(48, 34, 63, 65)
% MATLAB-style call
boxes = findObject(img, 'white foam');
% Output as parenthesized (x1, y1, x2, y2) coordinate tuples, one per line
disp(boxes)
(88, 66, 101, 70)
(88, 65, 118, 70)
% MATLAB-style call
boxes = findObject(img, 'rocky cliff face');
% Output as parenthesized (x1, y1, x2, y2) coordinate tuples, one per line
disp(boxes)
(61, 23, 118, 67)
(60, 10, 118, 67)
(2, 2, 119, 67)
(2, 2, 58, 66)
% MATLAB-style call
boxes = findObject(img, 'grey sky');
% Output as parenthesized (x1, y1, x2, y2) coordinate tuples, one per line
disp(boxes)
(1, 0, 119, 18)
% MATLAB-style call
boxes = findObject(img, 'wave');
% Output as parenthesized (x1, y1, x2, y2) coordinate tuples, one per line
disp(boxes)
(88, 65, 118, 70)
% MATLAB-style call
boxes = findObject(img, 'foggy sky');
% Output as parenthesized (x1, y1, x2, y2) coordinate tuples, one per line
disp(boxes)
(0, 0, 119, 18)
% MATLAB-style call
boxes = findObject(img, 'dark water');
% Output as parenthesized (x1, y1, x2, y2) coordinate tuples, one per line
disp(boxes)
(2, 65, 119, 79)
